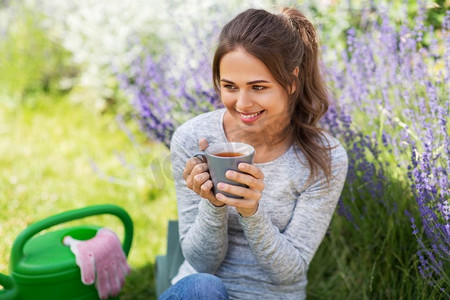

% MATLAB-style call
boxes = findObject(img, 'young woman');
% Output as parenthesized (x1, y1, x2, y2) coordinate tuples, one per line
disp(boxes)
(163, 7, 348, 300)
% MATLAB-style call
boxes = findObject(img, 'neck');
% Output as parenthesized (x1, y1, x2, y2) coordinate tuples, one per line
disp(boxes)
(223, 115, 293, 163)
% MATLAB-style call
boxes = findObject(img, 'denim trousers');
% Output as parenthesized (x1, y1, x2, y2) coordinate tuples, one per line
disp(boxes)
(159, 273, 229, 300)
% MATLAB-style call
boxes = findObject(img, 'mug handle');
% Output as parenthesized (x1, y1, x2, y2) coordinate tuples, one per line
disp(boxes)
(193, 151, 207, 163)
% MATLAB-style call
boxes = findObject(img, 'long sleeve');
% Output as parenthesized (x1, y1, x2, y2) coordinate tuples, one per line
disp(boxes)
(238, 143, 348, 284)
(168, 109, 348, 299)
(170, 119, 229, 274)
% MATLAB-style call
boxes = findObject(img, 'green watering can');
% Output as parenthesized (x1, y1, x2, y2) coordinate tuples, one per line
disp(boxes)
(0, 204, 133, 300)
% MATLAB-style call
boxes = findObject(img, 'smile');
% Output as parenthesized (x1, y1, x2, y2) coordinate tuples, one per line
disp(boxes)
(236, 110, 265, 123)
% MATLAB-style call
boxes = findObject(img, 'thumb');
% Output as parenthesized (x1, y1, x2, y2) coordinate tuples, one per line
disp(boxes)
(63, 236, 79, 247)
(198, 138, 209, 151)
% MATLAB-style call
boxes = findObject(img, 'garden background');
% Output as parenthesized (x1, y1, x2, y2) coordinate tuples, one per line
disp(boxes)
(0, 0, 448, 299)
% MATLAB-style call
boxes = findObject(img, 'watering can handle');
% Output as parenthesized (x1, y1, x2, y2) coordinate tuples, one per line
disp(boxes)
(9, 204, 133, 268)
(0, 273, 18, 299)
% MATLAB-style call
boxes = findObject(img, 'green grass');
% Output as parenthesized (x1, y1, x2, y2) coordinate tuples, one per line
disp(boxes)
(0, 91, 447, 299)
(0, 92, 177, 299)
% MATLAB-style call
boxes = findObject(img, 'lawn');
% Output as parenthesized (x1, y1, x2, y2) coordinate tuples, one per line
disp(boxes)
(0, 92, 177, 299)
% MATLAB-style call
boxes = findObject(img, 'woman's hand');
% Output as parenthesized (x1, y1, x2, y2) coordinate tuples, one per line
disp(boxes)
(216, 163, 265, 217)
(183, 138, 224, 207)
(183, 138, 265, 216)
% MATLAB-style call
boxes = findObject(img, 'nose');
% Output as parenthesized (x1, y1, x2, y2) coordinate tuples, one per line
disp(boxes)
(236, 91, 253, 110)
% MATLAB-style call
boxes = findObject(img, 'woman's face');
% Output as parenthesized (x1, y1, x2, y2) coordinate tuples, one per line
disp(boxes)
(219, 49, 291, 142)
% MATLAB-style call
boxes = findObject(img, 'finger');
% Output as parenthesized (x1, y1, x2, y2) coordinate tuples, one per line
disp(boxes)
(217, 182, 261, 200)
(200, 179, 214, 192)
(238, 163, 264, 180)
(183, 157, 208, 179)
(226, 170, 265, 191)
(198, 180, 222, 205)
(96, 265, 111, 300)
(63, 236, 79, 247)
(183, 157, 206, 181)
(199, 179, 215, 199)
(183, 163, 208, 189)
(198, 138, 209, 151)
(109, 260, 122, 296)
(215, 192, 259, 209)
(118, 261, 127, 286)
(117, 252, 131, 275)
(185, 163, 209, 187)
(191, 162, 209, 175)
(192, 172, 211, 192)
(75, 249, 95, 285)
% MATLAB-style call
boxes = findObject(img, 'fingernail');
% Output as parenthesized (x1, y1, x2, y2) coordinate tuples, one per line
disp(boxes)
(217, 183, 224, 189)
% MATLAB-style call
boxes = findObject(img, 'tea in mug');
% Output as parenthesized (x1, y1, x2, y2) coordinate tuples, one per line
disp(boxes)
(214, 152, 244, 158)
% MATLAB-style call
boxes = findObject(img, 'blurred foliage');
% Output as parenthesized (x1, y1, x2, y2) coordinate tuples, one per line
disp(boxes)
(0, 4, 78, 104)
(1, 0, 446, 112)
(309, 0, 448, 41)
(411, 0, 448, 29)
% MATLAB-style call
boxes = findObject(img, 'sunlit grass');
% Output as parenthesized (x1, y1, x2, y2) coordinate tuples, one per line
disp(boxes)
(0, 92, 177, 299)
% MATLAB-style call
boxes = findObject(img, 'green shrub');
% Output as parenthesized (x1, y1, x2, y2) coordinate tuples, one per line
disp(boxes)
(0, 4, 77, 103)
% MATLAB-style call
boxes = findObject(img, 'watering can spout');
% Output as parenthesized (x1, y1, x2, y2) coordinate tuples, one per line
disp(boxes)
(0, 273, 18, 300)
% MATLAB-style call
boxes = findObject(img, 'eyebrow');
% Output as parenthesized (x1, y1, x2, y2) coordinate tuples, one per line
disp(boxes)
(220, 79, 270, 85)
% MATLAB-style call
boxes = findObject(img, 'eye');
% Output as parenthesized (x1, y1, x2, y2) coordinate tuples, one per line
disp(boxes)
(252, 85, 266, 91)
(223, 84, 237, 90)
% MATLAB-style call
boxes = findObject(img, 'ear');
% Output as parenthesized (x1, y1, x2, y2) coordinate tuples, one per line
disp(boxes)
(290, 66, 300, 94)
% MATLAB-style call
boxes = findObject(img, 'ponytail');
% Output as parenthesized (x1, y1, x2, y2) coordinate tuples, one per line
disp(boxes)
(281, 7, 318, 57)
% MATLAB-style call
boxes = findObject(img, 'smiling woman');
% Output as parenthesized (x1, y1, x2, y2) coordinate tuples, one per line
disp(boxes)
(163, 6, 348, 300)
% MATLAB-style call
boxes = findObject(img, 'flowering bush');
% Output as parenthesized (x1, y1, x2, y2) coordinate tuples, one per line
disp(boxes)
(117, 46, 221, 147)
(322, 4, 449, 293)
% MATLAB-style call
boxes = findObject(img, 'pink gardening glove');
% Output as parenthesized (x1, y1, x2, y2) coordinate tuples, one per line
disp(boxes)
(63, 228, 131, 299)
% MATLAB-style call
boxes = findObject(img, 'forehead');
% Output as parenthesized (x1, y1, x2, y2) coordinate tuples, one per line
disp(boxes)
(219, 49, 274, 82)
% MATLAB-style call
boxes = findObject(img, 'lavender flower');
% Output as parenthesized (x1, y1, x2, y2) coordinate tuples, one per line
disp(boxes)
(118, 40, 222, 147)
(322, 3, 449, 291)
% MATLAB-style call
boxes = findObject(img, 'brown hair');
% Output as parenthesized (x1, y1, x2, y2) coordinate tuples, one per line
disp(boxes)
(212, 7, 332, 183)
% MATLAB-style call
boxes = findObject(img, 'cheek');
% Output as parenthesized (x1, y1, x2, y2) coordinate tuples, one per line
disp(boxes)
(264, 92, 289, 112)
(276, 92, 290, 111)
(220, 92, 235, 107)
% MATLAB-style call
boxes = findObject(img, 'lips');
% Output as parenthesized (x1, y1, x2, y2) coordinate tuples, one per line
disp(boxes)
(236, 110, 265, 123)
